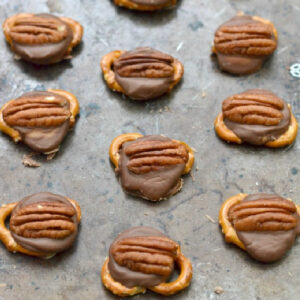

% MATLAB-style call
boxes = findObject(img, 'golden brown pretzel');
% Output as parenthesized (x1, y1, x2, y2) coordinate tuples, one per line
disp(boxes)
(219, 193, 300, 250)
(101, 246, 192, 296)
(0, 197, 81, 257)
(109, 133, 194, 175)
(2, 13, 83, 63)
(100, 50, 184, 97)
(0, 89, 80, 143)
(113, 0, 176, 11)
(214, 106, 298, 148)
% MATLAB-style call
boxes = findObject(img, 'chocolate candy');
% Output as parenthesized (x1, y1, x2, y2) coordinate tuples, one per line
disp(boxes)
(3, 13, 83, 65)
(113, 0, 176, 11)
(213, 15, 277, 75)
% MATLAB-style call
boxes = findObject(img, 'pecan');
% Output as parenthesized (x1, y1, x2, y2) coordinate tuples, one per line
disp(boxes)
(9, 15, 68, 45)
(111, 236, 178, 276)
(10, 201, 76, 239)
(214, 18, 277, 56)
(125, 139, 189, 174)
(3, 94, 70, 127)
(114, 47, 174, 78)
(222, 91, 284, 125)
(228, 197, 298, 231)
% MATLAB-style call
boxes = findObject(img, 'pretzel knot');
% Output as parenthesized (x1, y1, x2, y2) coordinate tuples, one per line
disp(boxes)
(109, 133, 194, 175)
(101, 247, 192, 296)
(0, 198, 81, 257)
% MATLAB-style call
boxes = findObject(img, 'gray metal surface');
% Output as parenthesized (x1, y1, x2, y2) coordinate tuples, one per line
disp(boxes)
(0, 0, 299, 299)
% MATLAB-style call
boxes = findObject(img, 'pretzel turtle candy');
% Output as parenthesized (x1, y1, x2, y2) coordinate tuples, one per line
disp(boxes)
(0, 89, 80, 155)
(0, 192, 81, 257)
(113, 0, 177, 11)
(101, 226, 193, 297)
(219, 193, 300, 262)
(214, 89, 298, 147)
(100, 47, 184, 101)
(3, 13, 83, 64)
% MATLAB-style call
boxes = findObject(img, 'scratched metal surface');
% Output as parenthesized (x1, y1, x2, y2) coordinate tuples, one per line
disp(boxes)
(0, 0, 299, 299)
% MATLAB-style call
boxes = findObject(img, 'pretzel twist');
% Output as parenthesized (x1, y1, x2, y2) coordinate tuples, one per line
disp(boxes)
(109, 133, 194, 174)
(214, 106, 298, 147)
(113, 0, 176, 11)
(0, 198, 81, 257)
(100, 50, 184, 97)
(101, 246, 192, 296)
(0, 89, 80, 143)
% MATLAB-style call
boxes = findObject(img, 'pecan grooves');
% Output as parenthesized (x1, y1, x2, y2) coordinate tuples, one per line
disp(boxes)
(111, 236, 178, 276)
(222, 91, 284, 126)
(228, 198, 298, 231)
(9, 15, 68, 45)
(125, 139, 188, 174)
(214, 18, 277, 56)
(10, 201, 76, 239)
(3, 94, 70, 128)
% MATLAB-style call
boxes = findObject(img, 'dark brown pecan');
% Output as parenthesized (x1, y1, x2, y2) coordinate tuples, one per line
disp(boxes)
(228, 197, 298, 231)
(114, 47, 174, 78)
(3, 94, 70, 127)
(125, 139, 189, 174)
(10, 201, 76, 239)
(214, 19, 277, 56)
(111, 236, 178, 276)
(222, 91, 284, 125)
(9, 15, 68, 45)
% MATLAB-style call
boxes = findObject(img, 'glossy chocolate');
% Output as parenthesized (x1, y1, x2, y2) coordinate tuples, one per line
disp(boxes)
(114, 47, 174, 100)
(235, 194, 300, 263)
(224, 89, 291, 145)
(108, 226, 173, 288)
(11, 14, 73, 65)
(10, 192, 78, 254)
(131, 0, 171, 5)
(117, 135, 185, 201)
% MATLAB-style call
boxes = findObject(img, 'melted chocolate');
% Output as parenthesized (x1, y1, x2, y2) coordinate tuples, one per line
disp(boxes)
(224, 89, 291, 145)
(108, 226, 172, 288)
(215, 16, 276, 75)
(10, 192, 78, 254)
(114, 47, 174, 100)
(11, 91, 71, 153)
(235, 194, 300, 263)
(11, 14, 73, 65)
(131, 0, 171, 6)
(118, 135, 185, 201)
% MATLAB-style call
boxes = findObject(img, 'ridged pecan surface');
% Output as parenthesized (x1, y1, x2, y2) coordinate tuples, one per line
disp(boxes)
(222, 91, 284, 125)
(114, 48, 174, 78)
(10, 201, 76, 239)
(214, 19, 277, 56)
(111, 236, 178, 275)
(228, 197, 298, 231)
(125, 139, 189, 174)
(9, 15, 68, 45)
(3, 94, 70, 127)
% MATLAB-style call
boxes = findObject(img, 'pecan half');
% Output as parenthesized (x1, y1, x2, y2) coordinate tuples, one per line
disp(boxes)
(10, 201, 76, 239)
(111, 236, 178, 276)
(214, 17, 277, 56)
(3, 94, 70, 128)
(125, 139, 188, 174)
(114, 47, 174, 78)
(222, 91, 284, 125)
(9, 15, 68, 45)
(228, 197, 298, 231)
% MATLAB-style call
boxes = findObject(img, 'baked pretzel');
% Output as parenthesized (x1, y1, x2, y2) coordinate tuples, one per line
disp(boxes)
(100, 49, 184, 99)
(101, 246, 192, 296)
(3, 13, 83, 64)
(0, 89, 80, 144)
(113, 0, 176, 11)
(0, 197, 81, 257)
(109, 133, 194, 175)
(214, 105, 298, 148)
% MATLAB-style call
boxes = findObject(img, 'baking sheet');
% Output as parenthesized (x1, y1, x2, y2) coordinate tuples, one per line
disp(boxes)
(0, 0, 299, 299)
